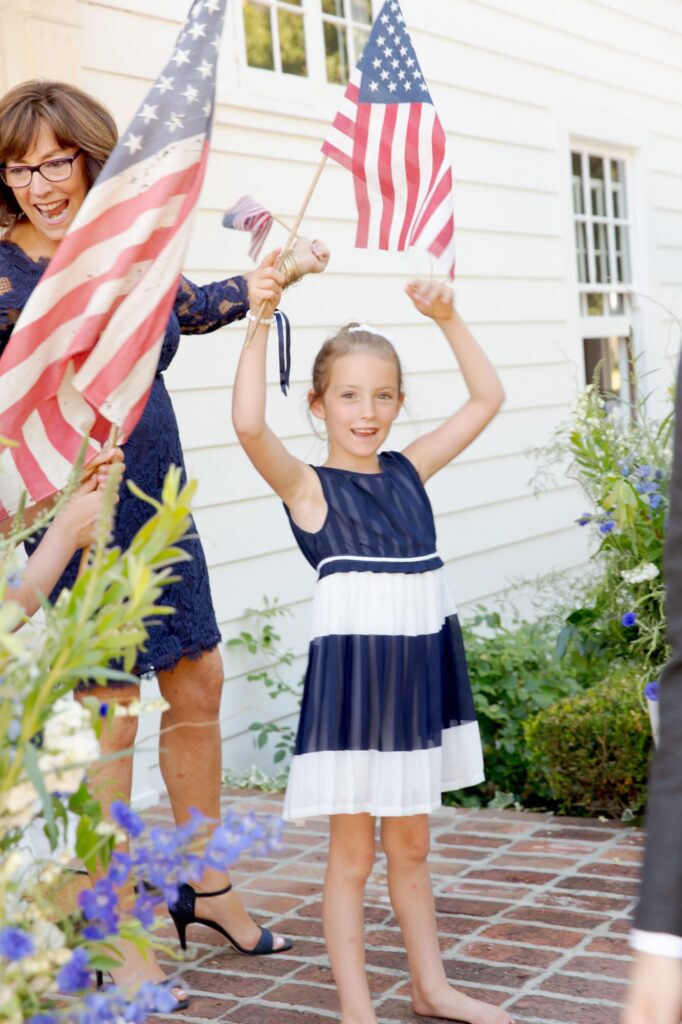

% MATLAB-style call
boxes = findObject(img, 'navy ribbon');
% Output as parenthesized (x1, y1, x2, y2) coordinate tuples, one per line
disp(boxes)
(275, 309, 291, 396)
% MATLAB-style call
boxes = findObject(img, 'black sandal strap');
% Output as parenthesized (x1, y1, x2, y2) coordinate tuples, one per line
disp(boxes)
(192, 883, 233, 898)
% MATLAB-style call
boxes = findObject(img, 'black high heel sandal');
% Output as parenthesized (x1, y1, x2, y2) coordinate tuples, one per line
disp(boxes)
(169, 882, 293, 955)
(95, 969, 190, 1012)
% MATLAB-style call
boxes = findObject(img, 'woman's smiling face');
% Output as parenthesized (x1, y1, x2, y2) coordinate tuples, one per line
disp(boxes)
(5, 121, 89, 255)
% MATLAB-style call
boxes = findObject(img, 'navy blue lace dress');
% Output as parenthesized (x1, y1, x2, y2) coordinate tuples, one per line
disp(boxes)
(0, 238, 248, 677)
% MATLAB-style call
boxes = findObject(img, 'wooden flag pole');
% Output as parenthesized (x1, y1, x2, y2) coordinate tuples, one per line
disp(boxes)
(246, 155, 328, 345)
(77, 422, 121, 577)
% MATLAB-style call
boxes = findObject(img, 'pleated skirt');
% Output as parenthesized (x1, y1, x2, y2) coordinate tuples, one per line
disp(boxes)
(283, 568, 484, 822)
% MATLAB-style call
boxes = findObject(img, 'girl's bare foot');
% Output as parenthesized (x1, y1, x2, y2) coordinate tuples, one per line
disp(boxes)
(413, 985, 514, 1024)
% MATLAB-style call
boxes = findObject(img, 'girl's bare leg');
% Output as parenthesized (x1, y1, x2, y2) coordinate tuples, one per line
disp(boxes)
(381, 816, 513, 1024)
(324, 814, 378, 1024)
(157, 647, 287, 950)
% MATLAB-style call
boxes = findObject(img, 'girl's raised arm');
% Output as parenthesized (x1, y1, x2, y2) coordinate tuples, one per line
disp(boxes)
(401, 281, 505, 482)
(232, 253, 321, 513)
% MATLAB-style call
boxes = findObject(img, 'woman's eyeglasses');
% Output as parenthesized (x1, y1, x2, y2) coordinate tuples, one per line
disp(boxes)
(0, 149, 83, 189)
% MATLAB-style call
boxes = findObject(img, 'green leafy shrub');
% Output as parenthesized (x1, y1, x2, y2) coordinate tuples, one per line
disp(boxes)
(524, 669, 652, 818)
(451, 610, 587, 808)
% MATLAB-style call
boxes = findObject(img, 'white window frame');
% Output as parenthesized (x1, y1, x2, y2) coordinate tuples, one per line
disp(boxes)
(229, 0, 378, 106)
(570, 141, 637, 405)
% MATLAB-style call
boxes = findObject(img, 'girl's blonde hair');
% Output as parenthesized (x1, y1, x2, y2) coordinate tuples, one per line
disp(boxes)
(0, 80, 118, 228)
(310, 322, 404, 403)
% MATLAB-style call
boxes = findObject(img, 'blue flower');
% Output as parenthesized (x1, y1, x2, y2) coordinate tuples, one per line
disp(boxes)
(57, 947, 91, 993)
(644, 680, 660, 702)
(616, 458, 631, 476)
(637, 464, 654, 478)
(621, 612, 638, 627)
(636, 482, 658, 495)
(577, 513, 592, 526)
(107, 852, 132, 886)
(78, 879, 119, 939)
(98, 702, 109, 718)
(111, 800, 145, 838)
(28, 1016, 58, 1024)
(649, 493, 662, 509)
(599, 520, 616, 535)
(0, 926, 34, 961)
(133, 888, 160, 929)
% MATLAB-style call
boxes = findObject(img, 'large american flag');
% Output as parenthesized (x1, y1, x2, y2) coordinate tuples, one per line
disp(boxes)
(0, 0, 227, 520)
(322, 0, 455, 278)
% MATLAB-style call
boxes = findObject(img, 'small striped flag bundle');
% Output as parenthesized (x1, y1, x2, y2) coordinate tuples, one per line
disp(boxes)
(222, 195, 273, 261)
(0, 0, 227, 520)
(322, 0, 455, 278)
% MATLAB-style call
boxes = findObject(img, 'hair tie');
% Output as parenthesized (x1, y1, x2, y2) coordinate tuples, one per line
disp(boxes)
(348, 323, 395, 343)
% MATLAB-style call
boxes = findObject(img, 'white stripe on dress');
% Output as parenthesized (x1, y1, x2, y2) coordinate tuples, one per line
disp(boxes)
(312, 568, 457, 639)
(316, 551, 439, 571)
(283, 722, 484, 822)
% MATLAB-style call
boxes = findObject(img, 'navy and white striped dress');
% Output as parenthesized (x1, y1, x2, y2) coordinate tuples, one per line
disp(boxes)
(283, 450, 483, 821)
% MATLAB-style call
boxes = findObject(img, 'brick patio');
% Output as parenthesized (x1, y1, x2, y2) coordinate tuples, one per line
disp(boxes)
(146, 790, 641, 1024)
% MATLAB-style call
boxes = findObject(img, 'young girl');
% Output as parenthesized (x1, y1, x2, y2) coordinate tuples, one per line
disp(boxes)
(232, 263, 511, 1024)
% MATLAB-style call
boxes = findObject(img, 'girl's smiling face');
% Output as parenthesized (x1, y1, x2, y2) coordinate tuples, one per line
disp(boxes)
(5, 121, 89, 256)
(310, 351, 404, 470)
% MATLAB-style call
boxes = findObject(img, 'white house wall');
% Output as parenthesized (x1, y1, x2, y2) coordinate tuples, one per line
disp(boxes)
(3, 0, 679, 792)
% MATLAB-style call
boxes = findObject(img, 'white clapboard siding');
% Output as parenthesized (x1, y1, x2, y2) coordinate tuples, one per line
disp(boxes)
(74, 0, 680, 791)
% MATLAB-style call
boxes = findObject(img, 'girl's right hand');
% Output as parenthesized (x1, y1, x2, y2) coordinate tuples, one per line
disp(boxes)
(247, 249, 285, 320)
(406, 280, 456, 323)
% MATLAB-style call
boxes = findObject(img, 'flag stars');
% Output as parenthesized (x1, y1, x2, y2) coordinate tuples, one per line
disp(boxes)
(372, 57, 382, 68)
(202, 99, 212, 116)
(166, 111, 184, 132)
(204, 0, 221, 11)
(398, 69, 405, 79)
(123, 133, 143, 154)
(388, 81, 397, 92)
(377, 35, 385, 46)
(420, 82, 428, 91)
(139, 103, 158, 123)
(182, 84, 199, 104)
(380, 69, 389, 80)
(413, 69, 422, 78)
(383, 46, 393, 57)
(387, 23, 396, 35)
(172, 47, 191, 66)
(403, 80, 412, 90)
(369, 80, 379, 92)
(391, 58, 399, 68)
(380, 13, 389, 23)
(406, 57, 415, 67)
(211, 33, 221, 49)
(188, 20, 207, 39)
(400, 46, 408, 56)
(197, 58, 214, 78)
(156, 74, 174, 93)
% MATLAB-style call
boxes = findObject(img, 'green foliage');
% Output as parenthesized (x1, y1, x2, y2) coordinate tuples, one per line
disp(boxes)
(524, 668, 652, 818)
(535, 379, 673, 682)
(450, 609, 587, 808)
(226, 597, 303, 771)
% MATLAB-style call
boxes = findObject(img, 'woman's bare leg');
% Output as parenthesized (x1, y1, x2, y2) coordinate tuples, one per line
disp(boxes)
(157, 647, 287, 950)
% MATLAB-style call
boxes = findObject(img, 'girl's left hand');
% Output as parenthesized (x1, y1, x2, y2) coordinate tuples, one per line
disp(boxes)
(247, 249, 285, 317)
(406, 280, 455, 322)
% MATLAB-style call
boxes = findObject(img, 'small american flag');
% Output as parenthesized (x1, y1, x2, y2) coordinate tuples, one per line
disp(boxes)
(0, 0, 227, 520)
(223, 195, 273, 261)
(322, 0, 455, 278)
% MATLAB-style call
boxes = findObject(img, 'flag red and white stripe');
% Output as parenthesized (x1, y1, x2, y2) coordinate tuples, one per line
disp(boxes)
(0, 0, 227, 520)
(322, 1, 455, 278)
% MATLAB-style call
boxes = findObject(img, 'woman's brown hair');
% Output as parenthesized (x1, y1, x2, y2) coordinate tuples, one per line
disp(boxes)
(0, 80, 118, 228)
(310, 322, 404, 404)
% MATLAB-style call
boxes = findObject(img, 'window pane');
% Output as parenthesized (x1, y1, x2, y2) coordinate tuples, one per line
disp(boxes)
(585, 292, 605, 316)
(589, 156, 606, 217)
(322, 0, 345, 15)
(583, 336, 630, 402)
(324, 19, 350, 83)
(243, 1, 274, 70)
(351, 0, 373, 22)
(611, 160, 627, 219)
(571, 153, 584, 215)
(607, 291, 624, 315)
(353, 25, 370, 64)
(592, 223, 609, 283)
(284, 0, 303, 5)
(278, 9, 307, 75)
(614, 225, 631, 283)
(575, 222, 588, 283)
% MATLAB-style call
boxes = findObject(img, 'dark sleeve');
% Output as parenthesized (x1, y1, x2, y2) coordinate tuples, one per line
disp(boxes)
(0, 271, 24, 358)
(634, 355, 682, 938)
(173, 274, 249, 335)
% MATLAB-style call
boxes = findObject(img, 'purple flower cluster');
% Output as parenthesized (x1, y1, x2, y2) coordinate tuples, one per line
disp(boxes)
(621, 612, 637, 628)
(0, 926, 34, 961)
(644, 680, 660, 702)
(633, 464, 665, 511)
(57, 948, 91, 993)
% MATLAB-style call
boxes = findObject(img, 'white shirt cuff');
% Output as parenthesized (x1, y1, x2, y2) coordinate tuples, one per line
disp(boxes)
(630, 929, 682, 958)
